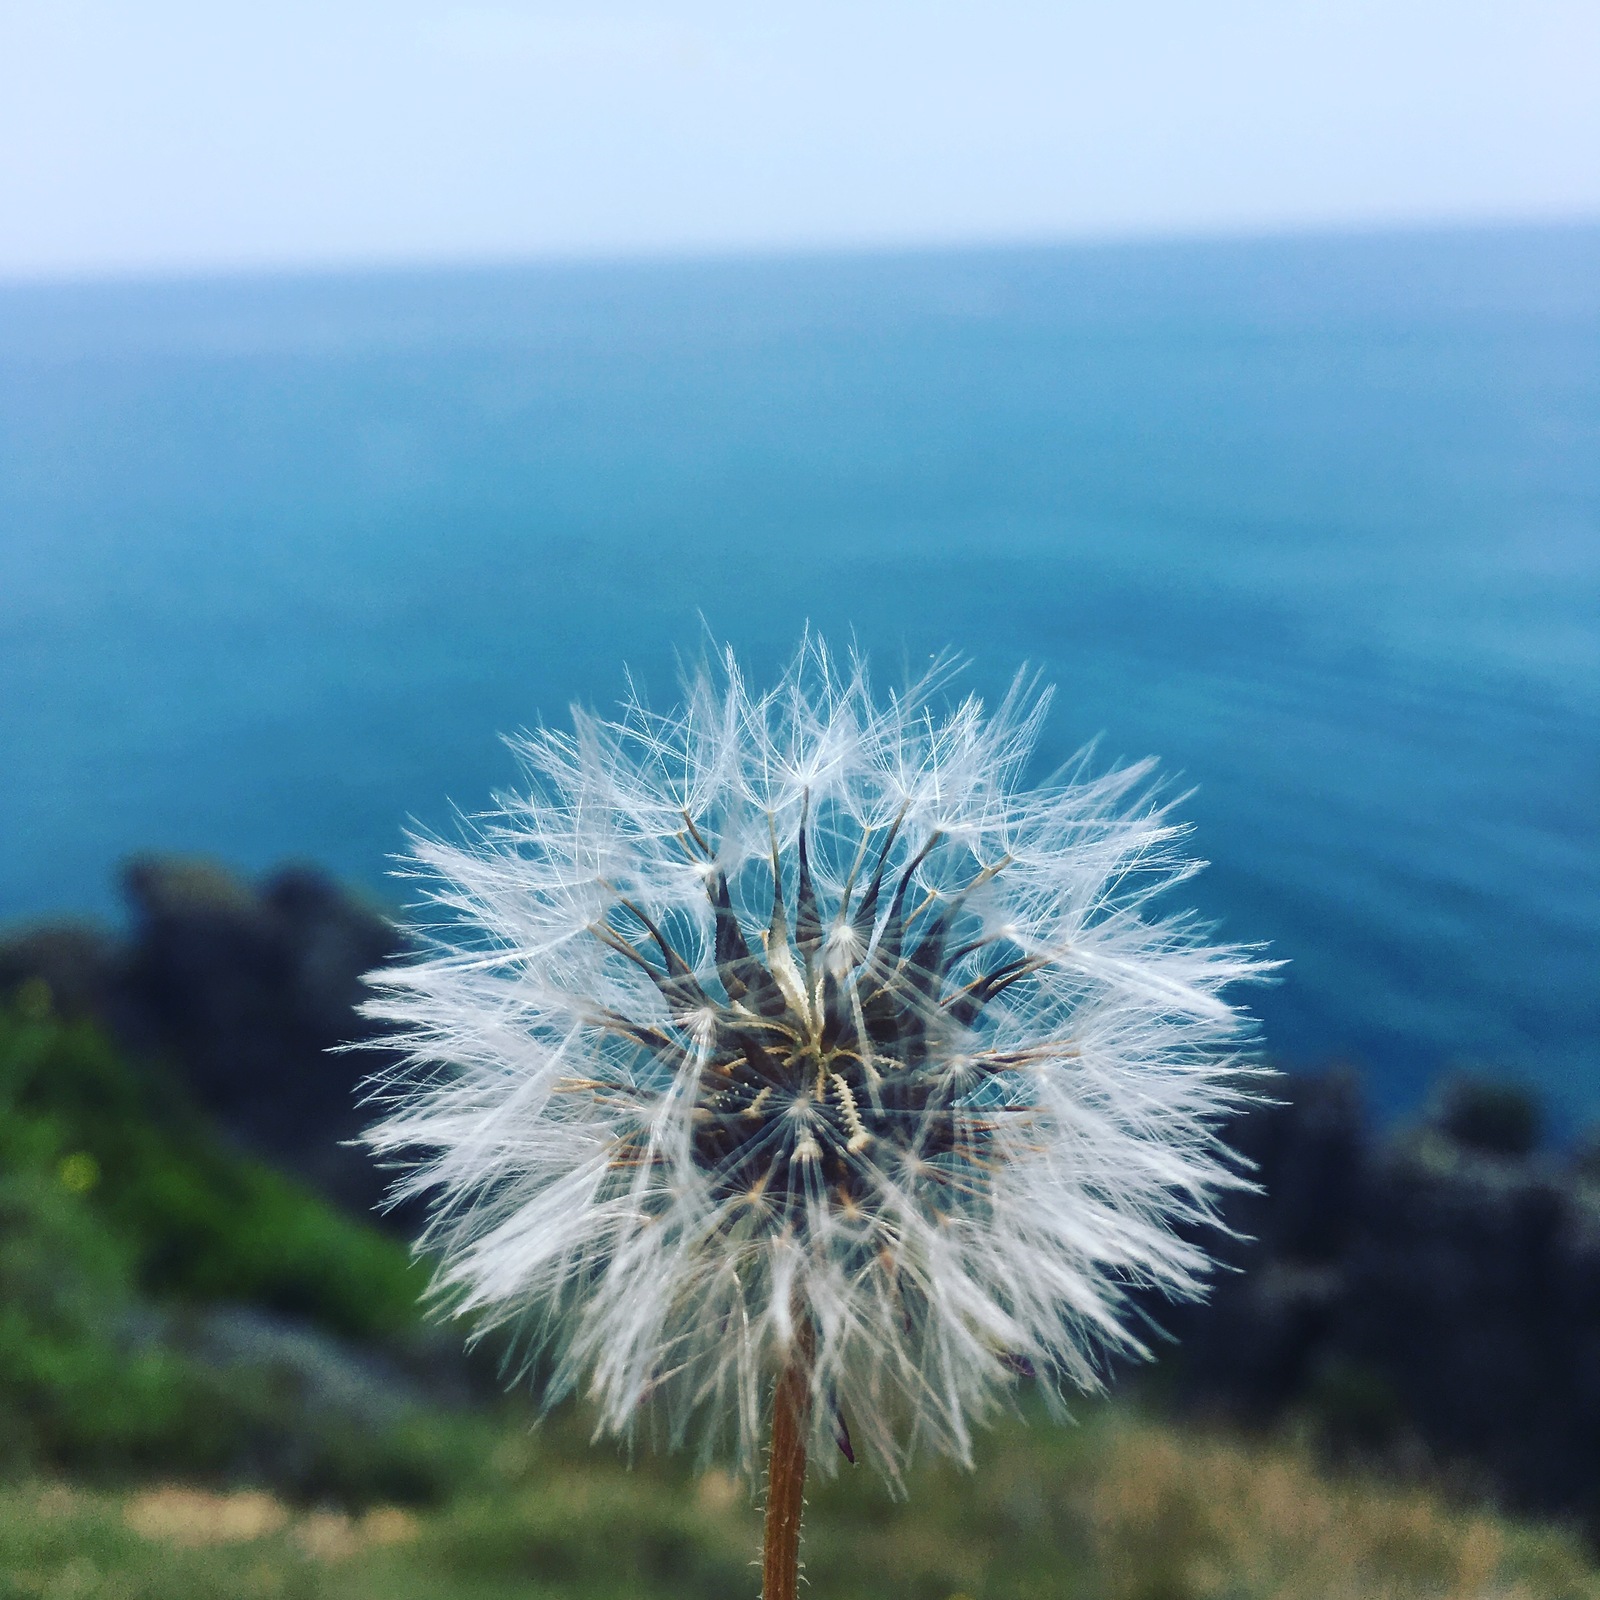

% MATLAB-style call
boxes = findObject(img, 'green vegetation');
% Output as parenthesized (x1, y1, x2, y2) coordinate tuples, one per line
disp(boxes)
(0, 979, 424, 1337)
(5, 1409, 1600, 1599)
(0, 982, 483, 1499)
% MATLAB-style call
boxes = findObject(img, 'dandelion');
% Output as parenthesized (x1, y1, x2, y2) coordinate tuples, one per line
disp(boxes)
(361, 640, 1267, 1599)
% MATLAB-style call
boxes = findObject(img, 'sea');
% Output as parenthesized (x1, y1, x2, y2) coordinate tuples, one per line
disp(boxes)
(1, 225, 1596, 1123)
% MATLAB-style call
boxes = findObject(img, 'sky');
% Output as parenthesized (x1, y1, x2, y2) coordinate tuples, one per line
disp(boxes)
(2, 0, 1597, 280)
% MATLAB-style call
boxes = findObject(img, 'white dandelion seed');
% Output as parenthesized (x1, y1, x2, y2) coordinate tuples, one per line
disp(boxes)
(360, 639, 1269, 1594)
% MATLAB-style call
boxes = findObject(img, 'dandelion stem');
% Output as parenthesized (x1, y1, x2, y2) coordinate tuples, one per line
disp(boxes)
(762, 1319, 815, 1600)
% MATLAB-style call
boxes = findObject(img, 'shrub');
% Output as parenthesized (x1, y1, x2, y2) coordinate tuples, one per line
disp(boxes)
(0, 982, 487, 1501)
(0, 980, 425, 1340)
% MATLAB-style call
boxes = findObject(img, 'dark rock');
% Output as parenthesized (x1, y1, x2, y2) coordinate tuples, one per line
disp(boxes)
(1432, 1074, 1544, 1158)
(1161, 1070, 1366, 1413)
(1223, 1068, 1367, 1267)
(1170, 1071, 1600, 1533)
(1336, 1139, 1578, 1502)
(111, 855, 406, 1212)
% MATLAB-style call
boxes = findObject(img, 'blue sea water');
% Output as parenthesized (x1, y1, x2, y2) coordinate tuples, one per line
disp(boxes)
(1, 226, 1596, 1120)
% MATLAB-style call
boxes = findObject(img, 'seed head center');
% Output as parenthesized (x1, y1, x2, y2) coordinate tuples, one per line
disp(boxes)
(589, 808, 1040, 1232)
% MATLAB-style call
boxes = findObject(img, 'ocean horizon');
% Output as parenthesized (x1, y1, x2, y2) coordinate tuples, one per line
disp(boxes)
(2, 222, 1596, 1121)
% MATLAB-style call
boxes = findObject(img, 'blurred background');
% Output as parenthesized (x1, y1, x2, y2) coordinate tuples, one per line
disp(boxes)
(2, 4, 1598, 1597)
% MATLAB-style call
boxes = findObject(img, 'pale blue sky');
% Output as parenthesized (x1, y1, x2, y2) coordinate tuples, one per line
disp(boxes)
(2, 0, 1596, 279)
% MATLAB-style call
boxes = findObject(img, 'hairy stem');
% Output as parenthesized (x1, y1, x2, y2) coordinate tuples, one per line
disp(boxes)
(762, 1320, 815, 1600)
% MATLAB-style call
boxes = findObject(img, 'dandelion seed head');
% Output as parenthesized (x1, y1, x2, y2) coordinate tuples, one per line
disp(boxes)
(361, 638, 1269, 1482)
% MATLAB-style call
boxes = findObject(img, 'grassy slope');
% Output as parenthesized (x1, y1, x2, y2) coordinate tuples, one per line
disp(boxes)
(0, 979, 424, 1339)
(0, 982, 490, 1498)
(6, 1406, 1600, 1600)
